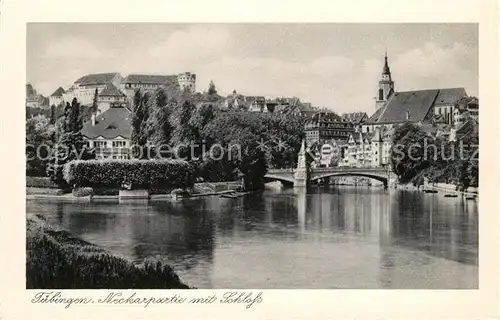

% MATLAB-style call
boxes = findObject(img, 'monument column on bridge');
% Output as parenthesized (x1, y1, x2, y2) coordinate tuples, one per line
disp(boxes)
(294, 140, 310, 187)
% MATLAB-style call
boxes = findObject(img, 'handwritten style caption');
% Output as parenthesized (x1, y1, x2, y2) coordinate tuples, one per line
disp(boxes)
(31, 291, 263, 309)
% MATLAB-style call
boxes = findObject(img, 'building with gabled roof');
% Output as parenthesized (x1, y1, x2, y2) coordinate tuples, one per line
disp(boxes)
(63, 72, 123, 105)
(342, 112, 369, 132)
(121, 72, 194, 100)
(97, 83, 128, 114)
(453, 96, 479, 126)
(304, 111, 354, 146)
(432, 87, 468, 125)
(48, 87, 66, 107)
(74, 72, 121, 86)
(368, 52, 468, 130)
(81, 105, 132, 160)
(247, 96, 266, 112)
(362, 88, 468, 133)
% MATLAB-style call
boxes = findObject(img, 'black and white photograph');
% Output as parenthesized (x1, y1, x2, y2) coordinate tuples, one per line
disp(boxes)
(25, 23, 480, 290)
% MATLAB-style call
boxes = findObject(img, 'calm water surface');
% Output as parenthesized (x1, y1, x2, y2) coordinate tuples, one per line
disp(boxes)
(27, 186, 478, 289)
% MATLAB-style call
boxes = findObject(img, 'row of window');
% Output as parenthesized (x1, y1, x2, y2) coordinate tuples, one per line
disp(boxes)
(91, 140, 127, 148)
(96, 155, 128, 160)
(125, 83, 162, 89)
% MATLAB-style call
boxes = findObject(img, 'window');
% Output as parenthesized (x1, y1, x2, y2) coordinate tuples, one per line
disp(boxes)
(112, 141, 126, 148)
(378, 88, 384, 100)
(94, 141, 107, 148)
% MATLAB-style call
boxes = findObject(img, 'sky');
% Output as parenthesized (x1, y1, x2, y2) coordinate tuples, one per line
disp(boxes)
(27, 23, 478, 114)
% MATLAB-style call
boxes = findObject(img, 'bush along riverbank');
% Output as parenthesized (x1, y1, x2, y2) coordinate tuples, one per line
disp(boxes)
(26, 215, 190, 289)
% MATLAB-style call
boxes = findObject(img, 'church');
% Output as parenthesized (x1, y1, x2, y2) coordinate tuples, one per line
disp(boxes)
(362, 53, 470, 134)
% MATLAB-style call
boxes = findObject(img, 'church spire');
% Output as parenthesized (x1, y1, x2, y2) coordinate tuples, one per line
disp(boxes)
(382, 51, 391, 75)
(375, 51, 395, 110)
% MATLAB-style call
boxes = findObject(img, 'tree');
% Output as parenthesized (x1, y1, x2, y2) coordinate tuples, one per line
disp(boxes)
(170, 100, 196, 146)
(130, 89, 150, 159)
(390, 122, 435, 183)
(26, 115, 56, 176)
(49, 104, 56, 125)
(91, 88, 99, 113)
(208, 80, 217, 95)
(147, 91, 175, 147)
(47, 98, 94, 185)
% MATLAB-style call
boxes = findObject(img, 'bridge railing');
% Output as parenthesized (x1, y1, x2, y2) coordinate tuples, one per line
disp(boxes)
(267, 168, 295, 173)
(267, 166, 389, 174)
(311, 166, 387, 173)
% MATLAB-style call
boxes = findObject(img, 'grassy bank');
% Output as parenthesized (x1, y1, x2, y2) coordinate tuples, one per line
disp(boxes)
(26, 215, 189, 289)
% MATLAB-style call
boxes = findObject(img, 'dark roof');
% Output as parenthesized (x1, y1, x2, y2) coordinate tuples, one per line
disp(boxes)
(372, 89, 440, 124)
(75, 73, 121, 86)
(455, 96, 478, 111)
(243, 96, 265, 103)
(382, 54, 391, 75)
(98, 83, 126, 97)
(342, 112, 368, 124)
(365, 107, 385, 124)
(302, 111, 317, 118)
(434, 88, 467, 106)
(50, 87, 66, 97)
(306, 111, 343, 124)
(81, 106, 132, 139)
(123, 74, 177, 85)
(456, 118, 478, 138)
(296, 101, 313, 112)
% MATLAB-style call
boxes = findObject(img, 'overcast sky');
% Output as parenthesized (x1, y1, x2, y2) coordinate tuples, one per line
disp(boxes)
(27, 23, 478, 114)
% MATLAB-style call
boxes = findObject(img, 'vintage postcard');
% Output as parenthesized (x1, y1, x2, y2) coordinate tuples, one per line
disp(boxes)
(0, 0, 498, 319)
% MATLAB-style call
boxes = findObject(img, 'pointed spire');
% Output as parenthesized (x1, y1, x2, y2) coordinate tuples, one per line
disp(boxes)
(382, 51, 391, 75)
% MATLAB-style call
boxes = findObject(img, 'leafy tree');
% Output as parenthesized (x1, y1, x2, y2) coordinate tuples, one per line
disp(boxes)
(91, 88, 99, 113)
(390, 121, 479, 188)
(208, 80, 217, 95)
(47, 98, 94, 185)
(49, 104, 56, 125)
(390, 122, 436, 183)
(26, 115, 56, 176)
(148, 96, 175, 152)
(170, 100, 196, 149)
(130, 89, 150, 158)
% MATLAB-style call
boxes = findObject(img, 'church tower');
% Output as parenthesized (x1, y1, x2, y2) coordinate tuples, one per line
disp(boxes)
(375, 52, 395, 110)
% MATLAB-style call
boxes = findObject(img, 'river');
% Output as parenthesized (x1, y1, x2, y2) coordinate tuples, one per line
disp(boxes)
(26, 186, 478, 289)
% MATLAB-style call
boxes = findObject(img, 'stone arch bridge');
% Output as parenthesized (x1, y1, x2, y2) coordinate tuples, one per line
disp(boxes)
(265, 167, 395, 187)
(265, 140, 395, 187)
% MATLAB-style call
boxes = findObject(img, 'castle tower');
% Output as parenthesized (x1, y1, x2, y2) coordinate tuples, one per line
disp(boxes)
(375, 52, 395, 110)
(177, 72, 197, 92)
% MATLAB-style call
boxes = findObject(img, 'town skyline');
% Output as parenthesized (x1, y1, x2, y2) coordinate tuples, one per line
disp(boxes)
(27, 23, 478, 114)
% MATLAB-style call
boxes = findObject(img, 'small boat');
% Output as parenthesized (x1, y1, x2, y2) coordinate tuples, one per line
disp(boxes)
(465, 196, 477, 200)
(423, 189, 438, 193)
(444, 193, 458, 198)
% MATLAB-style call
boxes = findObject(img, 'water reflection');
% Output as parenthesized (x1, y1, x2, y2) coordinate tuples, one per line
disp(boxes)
(27, 186, 478, 289)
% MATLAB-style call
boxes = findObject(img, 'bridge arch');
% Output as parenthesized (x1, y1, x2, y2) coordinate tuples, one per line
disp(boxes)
(263, 174, 296, 185)
(311, 172, 388, 186)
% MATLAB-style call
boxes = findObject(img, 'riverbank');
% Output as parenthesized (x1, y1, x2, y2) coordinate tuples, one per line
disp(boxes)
(395, 182, 478, 197)
(25, 189, 247, 202)
(26, 214, 190, 289)
(26, 179, 245, 202)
